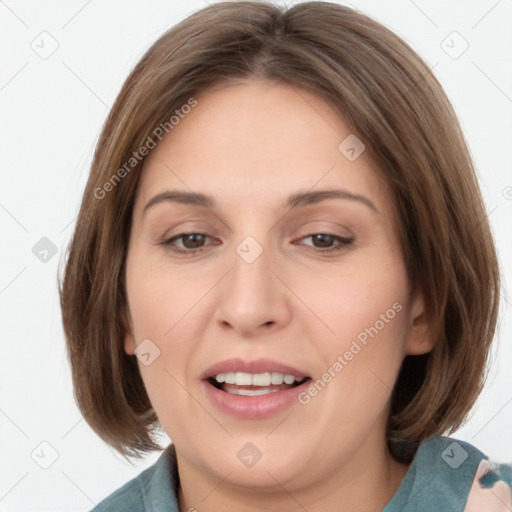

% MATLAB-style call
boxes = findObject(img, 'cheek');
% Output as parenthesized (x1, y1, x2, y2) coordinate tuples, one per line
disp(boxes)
(124, 251, 214, 423)
(125, 250, 216, 340)
(297, 256, 409, 345)
(297, 257, 409, 401)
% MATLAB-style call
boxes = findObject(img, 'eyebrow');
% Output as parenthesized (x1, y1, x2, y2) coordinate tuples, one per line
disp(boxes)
(143, 188, 379, 215)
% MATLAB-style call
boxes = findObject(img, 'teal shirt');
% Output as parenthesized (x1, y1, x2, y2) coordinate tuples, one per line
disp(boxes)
(91, 436, 512, 511)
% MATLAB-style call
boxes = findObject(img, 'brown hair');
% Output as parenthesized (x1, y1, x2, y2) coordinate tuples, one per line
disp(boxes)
(59, 1, 500, 461)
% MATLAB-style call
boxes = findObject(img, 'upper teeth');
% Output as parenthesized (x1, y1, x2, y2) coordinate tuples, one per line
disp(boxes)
(215, 372, 304, 386)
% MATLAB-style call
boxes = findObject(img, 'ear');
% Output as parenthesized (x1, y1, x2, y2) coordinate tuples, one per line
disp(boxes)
(120, 308, 136, 355)
(404, 292, 435, 355)
(124, 332, 137, 355)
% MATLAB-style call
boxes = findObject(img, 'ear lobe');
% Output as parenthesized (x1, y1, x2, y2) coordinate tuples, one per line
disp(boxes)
(124, 331, 137, 355)
(404, 293, 435, 356)
(120, 308, 136, 355)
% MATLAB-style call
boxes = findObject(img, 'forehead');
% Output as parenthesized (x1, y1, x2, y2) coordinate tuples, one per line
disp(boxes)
(135, 80, 390, 215)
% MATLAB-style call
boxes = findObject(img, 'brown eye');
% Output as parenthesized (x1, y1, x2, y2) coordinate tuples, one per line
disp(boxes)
(180, 233, 207, 249)
(311, 234, 335, 248)
(161, 232, 353, 256)
(162, 233, 212, 254)
(298, 233, 354, 252)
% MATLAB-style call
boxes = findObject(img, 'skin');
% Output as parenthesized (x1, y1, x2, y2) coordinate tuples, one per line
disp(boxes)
(123, 79, 434, 512)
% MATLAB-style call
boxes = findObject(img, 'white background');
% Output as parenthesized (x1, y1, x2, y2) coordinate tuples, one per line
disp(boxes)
(1, 0, 511, 510)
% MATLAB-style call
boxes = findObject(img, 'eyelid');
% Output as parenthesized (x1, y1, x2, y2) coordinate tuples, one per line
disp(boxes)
(160, 232, 217, 254)
(160, 230, 355, 256)
(292, 233, 354, 253)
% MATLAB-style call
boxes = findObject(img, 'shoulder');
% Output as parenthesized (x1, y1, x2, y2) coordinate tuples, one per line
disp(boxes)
(89, 445, 179, 512)
(464, 454, 512, 511)
(89, 475, 145, 512)
(385, 435, 512, 511)
(406, 436, 511, 511)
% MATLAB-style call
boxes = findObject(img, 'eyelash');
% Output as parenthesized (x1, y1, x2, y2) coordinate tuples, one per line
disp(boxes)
(160, 232, 354, 255)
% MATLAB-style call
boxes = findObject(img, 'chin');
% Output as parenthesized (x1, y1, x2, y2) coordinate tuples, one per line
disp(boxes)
(201, 437, 311, 490)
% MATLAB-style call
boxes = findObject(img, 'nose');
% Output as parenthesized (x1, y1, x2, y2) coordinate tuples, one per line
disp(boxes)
(214, 237, 292, 337)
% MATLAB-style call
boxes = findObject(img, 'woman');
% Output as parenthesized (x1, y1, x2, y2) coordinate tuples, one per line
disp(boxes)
(59, 2, 512, 510)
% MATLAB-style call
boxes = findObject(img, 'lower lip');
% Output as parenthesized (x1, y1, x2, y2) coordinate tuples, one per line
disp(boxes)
(202, 380, 310, 419)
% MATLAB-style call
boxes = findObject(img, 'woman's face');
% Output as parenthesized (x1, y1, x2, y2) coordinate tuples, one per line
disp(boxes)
(123, 80, 430, 493)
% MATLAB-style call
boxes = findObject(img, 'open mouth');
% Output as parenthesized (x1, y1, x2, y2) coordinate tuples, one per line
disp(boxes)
(207, 371, 310, 397)
(201, 361, 313, 418)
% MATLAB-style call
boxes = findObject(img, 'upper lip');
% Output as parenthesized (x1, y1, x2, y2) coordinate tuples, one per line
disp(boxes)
(200, 358, 310, 380)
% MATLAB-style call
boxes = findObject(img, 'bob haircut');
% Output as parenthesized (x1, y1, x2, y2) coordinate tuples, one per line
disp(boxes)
(59, 1, 500, 462)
